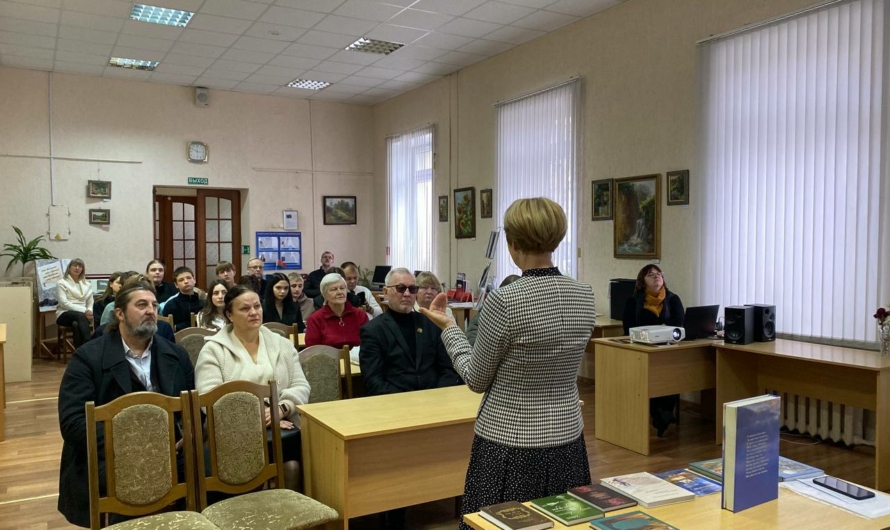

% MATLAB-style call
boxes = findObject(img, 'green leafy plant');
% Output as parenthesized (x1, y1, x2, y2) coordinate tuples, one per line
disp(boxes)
(358, 266, 373, 288)
(0, 226, 55, 276)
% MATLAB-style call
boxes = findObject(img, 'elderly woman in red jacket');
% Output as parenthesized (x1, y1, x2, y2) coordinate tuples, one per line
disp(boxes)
(305, 272, 368, 348)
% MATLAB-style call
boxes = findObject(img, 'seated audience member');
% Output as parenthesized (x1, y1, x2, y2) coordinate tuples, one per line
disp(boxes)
(215, 261, 236, 288)
(622, 264, 684, 437)
(196, 280, 228, 332)
(91, 271, 122, 328)
(146, 259, 177, 304)
(262, 272, 305, 332)
(195, 285, 310, 491)
(58, 280, 194, 527)
(99, 271, 138, 326)
(359, 267, 462, 530)
(304, 250, 335, 299)
(161, 266, 204, 331)
(242, 258, 266, 299)
(313, 267, 360, 310)
(289, 273, 314, 323)
(464, 274, 521, 346)
(305, 273, 368, 349)
(56, 258, 94, 348)
(342, 262, 382, 319)
(414, 271, 453, 318)
(97, 275, 175, 343)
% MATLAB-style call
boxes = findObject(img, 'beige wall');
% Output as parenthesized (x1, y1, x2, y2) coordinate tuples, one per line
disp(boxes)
(0, 67, 374, 282)
(372, 0, 815, 317)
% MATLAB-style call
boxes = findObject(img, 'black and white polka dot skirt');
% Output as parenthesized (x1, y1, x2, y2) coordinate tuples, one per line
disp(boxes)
(458, 434, 591, 530)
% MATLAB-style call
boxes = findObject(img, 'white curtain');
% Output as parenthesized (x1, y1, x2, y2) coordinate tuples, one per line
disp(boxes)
(387, 125, 435, 273)
(495, 80, 580, 282)
(697, 0, 889, 345)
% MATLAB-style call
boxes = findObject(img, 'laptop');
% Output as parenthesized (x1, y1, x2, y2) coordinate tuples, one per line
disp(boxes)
(683, 305, 720, 340)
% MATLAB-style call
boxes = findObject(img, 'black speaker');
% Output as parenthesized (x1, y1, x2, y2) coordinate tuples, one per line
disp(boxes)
(609, 278, 635, 319)
(725, 306, 754, 345)
(747, 304, 776, 342)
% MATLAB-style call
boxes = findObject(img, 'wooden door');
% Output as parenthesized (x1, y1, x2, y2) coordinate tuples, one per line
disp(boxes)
(154, 195, 197, 283)
(196, 189, 242, 289)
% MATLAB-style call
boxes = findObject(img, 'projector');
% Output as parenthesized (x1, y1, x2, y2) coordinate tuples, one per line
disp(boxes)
(629, 325, 685, 344)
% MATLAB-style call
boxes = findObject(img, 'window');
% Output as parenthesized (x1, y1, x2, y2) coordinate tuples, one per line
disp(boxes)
(495, 80, 580, 281)
(387, 125, 435, 273)
(697, 0, 888, 345)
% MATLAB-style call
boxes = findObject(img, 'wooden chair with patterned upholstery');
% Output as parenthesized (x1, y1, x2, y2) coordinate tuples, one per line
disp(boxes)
(173, 328, 215, 368)
(157, 314, 175, 329)
(85, 391, 216, 530)
(297, 345, 351, 403)
(190, 313, 198, 328)
(190, 380, 338, 530)
(261, 322, 296, 340)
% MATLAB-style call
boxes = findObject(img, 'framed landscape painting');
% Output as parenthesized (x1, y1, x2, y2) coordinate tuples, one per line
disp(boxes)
(87, 180, 111, 199)
(323, 196, 357, 225)
(89, 209, 110, 225)
(480, 189, 493, 218)
(614, 174, 660, 259)
(667, 169, 690, 205)
(438, 196, 448, 222)
(592, 178, 613, 221)
(453, 187, 476, 239)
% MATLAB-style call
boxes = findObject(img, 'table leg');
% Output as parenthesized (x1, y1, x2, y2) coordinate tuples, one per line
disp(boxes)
(594, 344, 650, 455)
(301, 416, 349, 529)
(715, 347, 759, 445)
(876, 370, 890, 491)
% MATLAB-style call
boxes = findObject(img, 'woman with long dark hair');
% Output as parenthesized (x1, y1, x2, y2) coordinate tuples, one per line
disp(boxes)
(262, 273, 305, 332)
(196, 279, 228, 332)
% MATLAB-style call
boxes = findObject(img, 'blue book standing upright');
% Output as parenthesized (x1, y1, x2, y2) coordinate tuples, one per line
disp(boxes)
(721, 394, 780, 512)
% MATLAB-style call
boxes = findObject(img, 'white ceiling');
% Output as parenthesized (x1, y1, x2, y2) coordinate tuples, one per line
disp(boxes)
(0, 0, 624, 105)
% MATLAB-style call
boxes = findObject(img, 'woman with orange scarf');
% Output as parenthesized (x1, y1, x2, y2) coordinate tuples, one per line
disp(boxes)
(621, 264, 685, 437)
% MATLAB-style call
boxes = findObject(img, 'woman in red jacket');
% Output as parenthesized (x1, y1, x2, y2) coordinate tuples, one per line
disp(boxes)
(305, 272, 368, 348)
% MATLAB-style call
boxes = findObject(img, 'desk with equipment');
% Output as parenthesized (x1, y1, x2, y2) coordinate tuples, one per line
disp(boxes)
(297, 385, 481, 529)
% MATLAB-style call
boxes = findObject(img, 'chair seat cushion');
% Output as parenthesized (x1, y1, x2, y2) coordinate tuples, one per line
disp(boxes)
(107, 511, 220, 530)
(202, 489, 339, 530)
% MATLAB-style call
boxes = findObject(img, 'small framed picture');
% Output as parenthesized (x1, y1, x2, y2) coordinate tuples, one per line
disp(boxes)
(438, 196, 448, 222)
(666, 169, 690, 206)
(454, 187, 476, 239)
(480, 189, 493, 219)
(323, 196, 357, 225)
(87, 180, 112, 199)
(283, 209, 298, 230)
(592, 178, 613, 221)
(89, 209, 110, 225)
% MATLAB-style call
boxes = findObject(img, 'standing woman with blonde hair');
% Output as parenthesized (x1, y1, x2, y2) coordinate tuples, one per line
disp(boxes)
(421, 198, 596, 528)
(56, 258, 94, 347)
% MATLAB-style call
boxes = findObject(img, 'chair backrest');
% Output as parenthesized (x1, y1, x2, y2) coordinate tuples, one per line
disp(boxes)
(173, 328, 214, 367)
(262, 322, 295, 338)
(85, 391, 197, 530)
(190, 313, 197, 328)
(157, 314, 175, 328)
(298, 346, 343, 403)
(190, 380, 285, 510)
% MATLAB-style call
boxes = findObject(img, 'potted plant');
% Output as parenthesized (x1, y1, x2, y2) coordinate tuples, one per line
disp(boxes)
(0, 226, 55, 277)
(358, 266, 374, 288)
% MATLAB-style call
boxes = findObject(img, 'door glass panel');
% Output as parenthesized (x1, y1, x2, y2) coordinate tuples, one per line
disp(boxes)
(174, 259, 184, 269)
(173, 240, 184, 259)
(173, 202, 183, 221)
(207, 243, 219, 264)
(220, 220, 232, 242)
(207, 266, 216, 281)
(206, 197, 218, 218)
(220, 244, 233, 262)
(184, 221, 195, 240)
(184, 203, 195, 221)
(185, 240, 196, 259)
(206, 220, 219, 242)
(155, 241, 159, 258)
(186, 259, 196, 272)
(172, 221, 183, 240)
(220, 198, 231, 218)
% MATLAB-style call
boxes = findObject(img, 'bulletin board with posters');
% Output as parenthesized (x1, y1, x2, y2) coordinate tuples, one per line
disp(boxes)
(255, 232, 302, 271)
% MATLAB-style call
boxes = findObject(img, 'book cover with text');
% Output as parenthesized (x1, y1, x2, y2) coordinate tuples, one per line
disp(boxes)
(721, 394, 780, 512)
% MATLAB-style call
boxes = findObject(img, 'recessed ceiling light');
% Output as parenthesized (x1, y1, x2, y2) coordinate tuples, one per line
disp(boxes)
(287, 79, 331, 90)
(345, 37, 403, 55)
(108, 57, 159, 71)
(130, 4, 194, 27)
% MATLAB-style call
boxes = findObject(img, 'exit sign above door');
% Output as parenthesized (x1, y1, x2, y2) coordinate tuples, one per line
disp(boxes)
(188, 177, 209, 185)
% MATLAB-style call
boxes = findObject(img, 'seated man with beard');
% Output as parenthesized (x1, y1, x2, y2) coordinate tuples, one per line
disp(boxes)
(57, 280, 194, 528)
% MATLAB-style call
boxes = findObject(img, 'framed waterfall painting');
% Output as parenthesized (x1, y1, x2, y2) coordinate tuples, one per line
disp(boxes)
(614, 174, 660, 259)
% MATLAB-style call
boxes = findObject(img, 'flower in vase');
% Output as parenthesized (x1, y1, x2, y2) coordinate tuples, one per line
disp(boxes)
(874, 307, 890, 324)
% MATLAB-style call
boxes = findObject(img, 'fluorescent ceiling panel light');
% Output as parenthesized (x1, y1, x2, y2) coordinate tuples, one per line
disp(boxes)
(108, 57, 160, 70)
(345, 37, 403, 55)
(130, 4, 194, 27)
(287, 79, 330, 90)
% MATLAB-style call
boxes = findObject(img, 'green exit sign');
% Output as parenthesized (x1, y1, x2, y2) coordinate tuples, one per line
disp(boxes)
(188, 177, 209, 185)
(242, 245, 250, 255)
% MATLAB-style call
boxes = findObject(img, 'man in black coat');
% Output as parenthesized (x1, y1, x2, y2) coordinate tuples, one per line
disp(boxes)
(57, 283, 194, 528)
(303, 250, 335, 299)
(359, 267, 462, 396)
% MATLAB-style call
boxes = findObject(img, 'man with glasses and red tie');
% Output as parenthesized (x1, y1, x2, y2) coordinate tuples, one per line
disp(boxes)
(359, 267, 462, 528)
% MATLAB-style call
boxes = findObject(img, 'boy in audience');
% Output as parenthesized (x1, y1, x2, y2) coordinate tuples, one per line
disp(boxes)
(161, 266, 204, 331)
(215, 261, 236, 288)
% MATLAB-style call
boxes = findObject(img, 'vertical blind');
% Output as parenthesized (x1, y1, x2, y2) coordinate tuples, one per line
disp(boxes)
(387, 125, 435, 273)
(697, 0, 888, 345)
(495, 80, 580, 282)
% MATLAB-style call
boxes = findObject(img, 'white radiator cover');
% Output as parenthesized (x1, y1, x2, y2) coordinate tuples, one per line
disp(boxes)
(771, 391, 875, 447)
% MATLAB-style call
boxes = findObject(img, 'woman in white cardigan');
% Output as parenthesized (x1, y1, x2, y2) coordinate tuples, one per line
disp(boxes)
(55, 258, 94, 348)
(195, 284, 310, 491)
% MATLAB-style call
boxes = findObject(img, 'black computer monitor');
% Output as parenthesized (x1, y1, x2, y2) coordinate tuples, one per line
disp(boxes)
(414, 270, 421, 277)
(683, 305, 720, 340)
(371, 265, 391, 288)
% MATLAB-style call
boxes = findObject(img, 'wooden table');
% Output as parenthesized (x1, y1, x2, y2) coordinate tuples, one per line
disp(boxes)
(717, 339, 890, 490)
(462, 488, 890, 529)
(297, 385, 482, 529)
(593, 337, 719, 455)
(579, 318, 626, 381)
(0, 323, 5, 441)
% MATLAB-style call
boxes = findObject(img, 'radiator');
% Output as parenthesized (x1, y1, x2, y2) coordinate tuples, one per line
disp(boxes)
(768, 390, 875, 447)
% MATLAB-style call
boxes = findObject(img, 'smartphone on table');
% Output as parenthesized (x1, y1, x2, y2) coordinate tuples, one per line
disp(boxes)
(812, 476, 875, 500)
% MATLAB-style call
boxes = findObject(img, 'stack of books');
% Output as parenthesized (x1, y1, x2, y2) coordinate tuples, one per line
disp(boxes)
(688, 455, 822, 483)
(600, 472, 695, 508)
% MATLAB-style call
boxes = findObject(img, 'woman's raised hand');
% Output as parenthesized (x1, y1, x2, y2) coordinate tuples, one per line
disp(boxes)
(419, 292, 457, 330)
